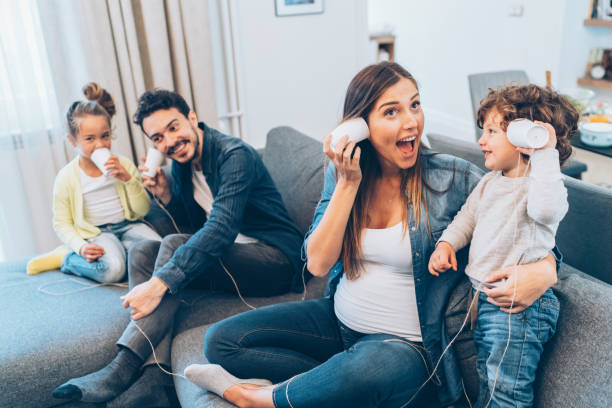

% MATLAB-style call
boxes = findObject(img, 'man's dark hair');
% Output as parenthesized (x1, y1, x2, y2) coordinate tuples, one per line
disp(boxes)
(133, 89, 191, 134)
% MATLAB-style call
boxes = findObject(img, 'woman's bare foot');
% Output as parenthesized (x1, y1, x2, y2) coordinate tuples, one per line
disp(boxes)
(224, 384, 275, 408)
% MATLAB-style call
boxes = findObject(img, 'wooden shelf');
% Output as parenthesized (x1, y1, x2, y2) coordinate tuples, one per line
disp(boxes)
(584, 19, 612, 27)
(370, 34, 395, 62)
(577, 77, 612, 90)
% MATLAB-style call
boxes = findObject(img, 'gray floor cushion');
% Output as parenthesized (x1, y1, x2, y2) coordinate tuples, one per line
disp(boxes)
(0, 262, 130, 408)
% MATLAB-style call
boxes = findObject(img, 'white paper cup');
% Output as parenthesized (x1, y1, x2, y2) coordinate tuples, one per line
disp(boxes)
(90, 148, 112, 176)
(506, 119, 548, 149)
(330, 118, 370, 148)
(143, 147, 165, 177)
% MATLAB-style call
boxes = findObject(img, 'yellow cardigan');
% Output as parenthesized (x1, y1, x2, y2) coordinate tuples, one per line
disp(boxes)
(52, 155, 152, 253)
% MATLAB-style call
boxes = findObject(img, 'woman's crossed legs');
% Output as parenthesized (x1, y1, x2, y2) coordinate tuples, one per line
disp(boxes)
(200, 297, 433, 408)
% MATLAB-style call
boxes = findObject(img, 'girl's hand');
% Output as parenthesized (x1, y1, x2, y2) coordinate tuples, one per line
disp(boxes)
(79, 243, 105, 262)
(105, 156, 131, 182)
(515, 121, 557, 156)
(323, 134, 362, 187)
(483, 253, 557, 313)
(139, 157, 171, 204)
(428, 241, 457, 276)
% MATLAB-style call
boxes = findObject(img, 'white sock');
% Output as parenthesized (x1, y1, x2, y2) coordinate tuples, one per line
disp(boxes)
(184, 364, 272, 397)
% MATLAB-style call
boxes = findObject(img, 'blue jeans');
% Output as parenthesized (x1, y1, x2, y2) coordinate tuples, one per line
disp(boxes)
(204, 297, 435, 408)
(473, 288, 559, 408)
(61, 220, 161, 283)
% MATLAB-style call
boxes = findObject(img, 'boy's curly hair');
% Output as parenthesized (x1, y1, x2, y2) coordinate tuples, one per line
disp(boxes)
(476, 84, 579, 166)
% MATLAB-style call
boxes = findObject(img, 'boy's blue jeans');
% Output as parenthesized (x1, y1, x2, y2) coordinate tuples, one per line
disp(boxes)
(61, 220, 161, 283)
(204, 297, 435, 408)
(474, 288, 559, 408)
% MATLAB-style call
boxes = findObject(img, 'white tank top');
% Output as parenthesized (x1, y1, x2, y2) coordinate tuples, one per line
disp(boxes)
(81, 169, 125, 226)
(334, 222, 422, 342)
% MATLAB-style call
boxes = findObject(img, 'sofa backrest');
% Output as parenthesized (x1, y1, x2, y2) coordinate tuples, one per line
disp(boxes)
(557, 177, 612, 283)
(426, 132, 612, 284)
(262, 126, 325, 236)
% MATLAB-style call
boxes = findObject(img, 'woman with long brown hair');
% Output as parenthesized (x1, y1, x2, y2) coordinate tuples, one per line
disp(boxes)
(182, 62, 559, 407)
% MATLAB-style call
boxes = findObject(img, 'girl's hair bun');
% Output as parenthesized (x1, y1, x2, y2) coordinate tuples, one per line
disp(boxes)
(82, 82, 116, 117)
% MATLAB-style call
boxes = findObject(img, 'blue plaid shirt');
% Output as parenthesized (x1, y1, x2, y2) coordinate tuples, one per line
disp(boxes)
(154, 122, 303, 294)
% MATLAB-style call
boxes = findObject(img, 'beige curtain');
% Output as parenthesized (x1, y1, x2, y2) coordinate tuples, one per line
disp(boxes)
(38, 0, 218, 162)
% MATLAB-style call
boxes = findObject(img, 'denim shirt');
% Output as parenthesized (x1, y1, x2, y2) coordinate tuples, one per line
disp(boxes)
(301, 149, 484, 405)
(154, 122, 304, 294)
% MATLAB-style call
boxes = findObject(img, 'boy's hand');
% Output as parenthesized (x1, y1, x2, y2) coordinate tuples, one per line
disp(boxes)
(139, 157, 171, 204)
(515, 121, 557, 155)
(80, 243, 105, 262)
(105, 156, 131, 182)
(428, 241, 457, 276)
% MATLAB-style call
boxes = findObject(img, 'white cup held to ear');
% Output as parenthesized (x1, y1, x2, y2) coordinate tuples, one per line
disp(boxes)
(90, 147, 112, 176)
(143, 147, 165, 177)
(330, 117, 370, 148)
(506, 119, 548, 149)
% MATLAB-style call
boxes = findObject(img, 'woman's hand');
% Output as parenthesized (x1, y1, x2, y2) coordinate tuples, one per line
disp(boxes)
(105, 156, 131, 182)
(483, 253, 557, 313)
(324, 134, 362, 186)
(79, 243, 105, 262)
(139, 157, 171, 204)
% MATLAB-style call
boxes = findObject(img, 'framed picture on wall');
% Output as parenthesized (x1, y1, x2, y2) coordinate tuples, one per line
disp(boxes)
(274, 0, 324, 17)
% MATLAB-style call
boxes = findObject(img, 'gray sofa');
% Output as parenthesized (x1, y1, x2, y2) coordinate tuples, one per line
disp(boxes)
(1, 127, 610, 408)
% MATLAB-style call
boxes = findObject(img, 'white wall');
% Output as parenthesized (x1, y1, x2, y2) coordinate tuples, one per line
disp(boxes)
(211, 0, 370, 148)
(369, 0, 575, 142)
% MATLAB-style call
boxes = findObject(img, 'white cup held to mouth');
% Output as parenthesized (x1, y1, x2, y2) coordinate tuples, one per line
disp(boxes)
(143, 147, 165, 177)
(506, 119, 548, 149)
(90, 147, 112, 176)
(330, 117, 370, 149)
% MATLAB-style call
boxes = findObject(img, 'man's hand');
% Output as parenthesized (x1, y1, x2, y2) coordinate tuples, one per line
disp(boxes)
(428, 241, 457, 276)
(120, 277, 168, 320)
(139, 157, 171, 204)
(80, 243, 105, 262)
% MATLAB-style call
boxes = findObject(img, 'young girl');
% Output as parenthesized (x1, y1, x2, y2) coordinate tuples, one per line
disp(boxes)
(429, 85, 577, 407)
(27, 83, 161, 283)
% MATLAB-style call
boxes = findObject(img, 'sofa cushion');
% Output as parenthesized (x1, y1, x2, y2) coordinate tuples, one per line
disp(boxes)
(262, 127, 325, 236)
(446, 272, 612, 407)
(535, 274, 612, 407)
(0, 260, 130, 408)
